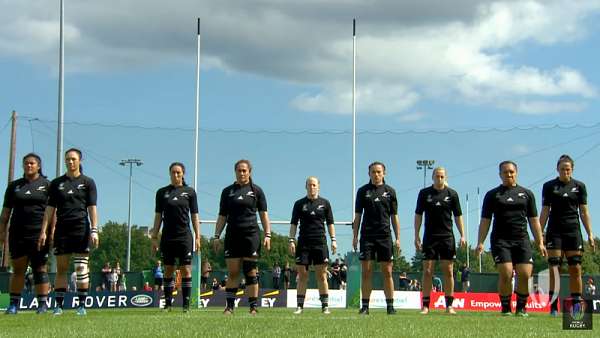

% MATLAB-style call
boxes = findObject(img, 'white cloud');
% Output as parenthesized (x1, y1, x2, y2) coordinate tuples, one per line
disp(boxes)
(0, 0, 599, 115)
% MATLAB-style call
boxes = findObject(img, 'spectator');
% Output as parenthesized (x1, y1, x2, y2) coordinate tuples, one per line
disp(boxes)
(152, 260, 164, 291)
(114, 262, 123, 289)
(331, 259, 341, 290)
(272, 263, 281, 289)
(109, 268, 118, 292)
(95, 286, 102, 292)
(143, 282, 153, 292)
(101, 262, 111, 291)
(340, 262, 347, 290)
(432, 275, 443, 292)
(24, 267, 34, 294)
(131, 286, 137, 291)
(220, 275, 229, 289)
(533, 283, 544, 295)
(283, 262, 292, 290)
(118, 273, 127, 291)
(398, 272, 410, 291)
(584, 277, 596, 296)
(211, 278, 221, 291)
(239, 278, 246, 290)
(460, 264, 470, 293)
(201, 261, 212, 291)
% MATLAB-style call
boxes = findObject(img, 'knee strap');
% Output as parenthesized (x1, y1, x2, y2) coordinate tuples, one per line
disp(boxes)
(33, 271, 49, 285)
(567, 255, 582, 266)
(74, 257, 90, 284)
(548, 256, 562, 267)
(243, 261, 259, 285)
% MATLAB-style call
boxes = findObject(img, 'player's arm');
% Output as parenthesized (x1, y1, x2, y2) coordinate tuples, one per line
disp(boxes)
(476, 218, 491, 255)
(191, 213, 201, 251)
(38, 206, 56, 250)
(455, 215, 466, 247)
(539, 206, 550, 233)
(529, 216, 547, 257)
(352, 212, 361, 251)
(414, 213, 423, 251)
(0, 207, 11, 246)
(259, 211, 272, 250)
(579, 204, 594, 252)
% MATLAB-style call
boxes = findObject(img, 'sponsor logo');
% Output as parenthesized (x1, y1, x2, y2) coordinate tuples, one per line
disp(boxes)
(435, 202, 441, 206)
(228, 190, 235, 197)
(563, 193, 569, 197)
(25, 190, 31, 195)
(67, 189, 74, 194)
(563, 299, 593, 330)
(506, 197, 514, 202)
(382, 192, 390, 198)
(246, 191, 255, 197)
(37, 186, 46, 191)
(172, 197, 178, 201)
(58, 183, 65, 190)
(571, 187, 579, 193)
(317, 205, 325, 210)
(130, 294, 153, 307)
(310, 211, 316, 215)
(237, 196, 244, 200)
(374, 197, 380, 202)
(77, 184, 86, 189)
(302, 204, 308, 211)
(443, 196, 451, 202)
(14, 185, 21, 192)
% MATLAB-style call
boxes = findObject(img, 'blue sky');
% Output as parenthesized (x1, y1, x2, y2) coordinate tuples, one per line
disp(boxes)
(1, 0, 600, 261)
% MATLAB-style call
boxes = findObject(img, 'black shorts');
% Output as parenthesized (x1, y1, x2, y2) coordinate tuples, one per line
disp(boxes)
(154, 277, 163, 287)
(491, 238, 533, 265)
(160, 238, 193, 266)
(54, 232, 90, 256)
(224, 231, 260, 259)
(545, 231, 584, 251)
(422, 236, 456, 261)
(295, 240, 329, 266)
(359, 237, 393, 262)
(9, 236, 49, 268)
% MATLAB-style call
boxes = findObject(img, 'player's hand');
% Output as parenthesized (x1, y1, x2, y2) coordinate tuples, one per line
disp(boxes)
(395, 239, 401, 257)
(476, 243, 484, 256)
(331, 240, 337, 255)
(38, 232, 47, 251)
(195, 236, 201, 252)
(589, 234, 596, 252)
(212, 238, 220, 254)
(459, 236, 467, 248)
(414, 237, 422, 251)
(90, 232, 99, 249)
(352, 236, 358, 251)
(288, 242, 295, 255)
(151, 238, 159, 253)
(538, 242, 547, 257)
(263, 236, 271, 251)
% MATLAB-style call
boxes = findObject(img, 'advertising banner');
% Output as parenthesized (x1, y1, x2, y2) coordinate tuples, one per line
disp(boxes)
(366, 291, 421, 309)
(286, 289, 346, 308)
(15, 291, 159, 310)
(428, 292, 551, 312)
(197, 289, 287, 308)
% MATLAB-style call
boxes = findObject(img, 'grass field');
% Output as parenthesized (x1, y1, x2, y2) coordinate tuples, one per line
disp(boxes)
(1, 308, 597, 337)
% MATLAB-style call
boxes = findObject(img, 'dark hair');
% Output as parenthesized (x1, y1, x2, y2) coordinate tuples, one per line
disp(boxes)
(169, 162, 187, 186)
(556, 154, 574, 170)
(65, 147, 83, 173)
(368, 161, 386, 183)
(498, 160, 517, 173)
(22, 152, 46, 178)
(234, 159, 256, 198)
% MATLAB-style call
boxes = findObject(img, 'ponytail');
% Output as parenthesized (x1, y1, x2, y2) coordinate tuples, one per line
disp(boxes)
(65, 148, 83, 173)
(169, 162, 187, 185)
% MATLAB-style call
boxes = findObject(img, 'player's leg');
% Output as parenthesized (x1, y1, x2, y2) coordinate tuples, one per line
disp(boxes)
(420, 259, 434, 314)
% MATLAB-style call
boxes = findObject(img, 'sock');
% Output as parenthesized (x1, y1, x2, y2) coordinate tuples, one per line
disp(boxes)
(163, 278, 174, 307)
(10, 293, 20, 307)
(248, 297, 258, 310)
(225, 288, 237, 309)
(55, 288, 66, 309)
(422, 296, 430, 309)
(361, 298, 369, 309)
(77, 288, 88, 308)
(181, 278, 192, 307)
(549, 291, 558, 311)
(320, 294, 329, 309)
(500, 294, 511, 313)
(445, 295, 454, 308)
(516, 293, 529, 312)
(297, 294, 305, 309)
(385, 298, 393, 309)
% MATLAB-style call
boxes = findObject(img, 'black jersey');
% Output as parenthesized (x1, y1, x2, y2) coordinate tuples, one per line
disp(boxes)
(481, 185, 537, 242)
(219, 182, 267, 233)
(291, 196, 334, 243)
(355, 183, 398, 239)
(542, 178, 587, 234)
(48, 174, 97, 233)
(2, 176, 50, 239)
(155, 185, 198, 240)
(415, 186, 462, 239)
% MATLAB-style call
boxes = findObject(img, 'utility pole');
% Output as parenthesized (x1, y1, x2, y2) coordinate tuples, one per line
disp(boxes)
(1, 111, 17, 268)
(120, 159, 143, 271)
(416, 160, 435, 188)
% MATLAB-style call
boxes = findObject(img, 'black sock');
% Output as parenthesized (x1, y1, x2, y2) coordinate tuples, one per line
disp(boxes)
(385, 298, 393, 309)
(516, 293, 529, 312)
(500, 294, 511, 313)
(248, 297, 258, 310)
(182, 278, 192, 308)
(549, 291, 558, 311)
(77, 288, 88, 308)
(163, 278, 174, 307)
(320, 294, 329, 309)
(10, 293, 20, 307)
(225, 288, 237, 309)
(445, 296, 454, 308)
(297, 294, 305, 309)
(55, 288, 66, 309)
(422, 296, 430, 309)
(361, 298, 369, 309)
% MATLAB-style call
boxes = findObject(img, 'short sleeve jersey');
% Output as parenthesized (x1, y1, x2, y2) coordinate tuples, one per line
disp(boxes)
(2, 176, 50, 239)
(155, 185, 198, 240)
(355, 183, 398, 239)
(481, 185, 537, 242)
(415, 186, 462, 239)
(542, 178, 587, 234)
(291, 196, 334, 243)
(219, 182, 267, 233)
(48, 174, 97, 234)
